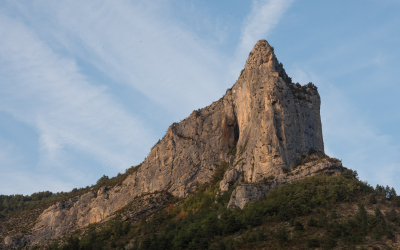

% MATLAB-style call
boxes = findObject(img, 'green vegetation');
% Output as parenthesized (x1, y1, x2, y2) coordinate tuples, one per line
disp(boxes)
(238, 139, 248, 155)
(227, 147, 237, 156)
(292, 148, 327, 168)
(209, 161, 229, 187)
(286, 80, 319, 102)
(0, 164, 141, 217)
(44, 164, 400, 250)
(0, 191, 72, 216)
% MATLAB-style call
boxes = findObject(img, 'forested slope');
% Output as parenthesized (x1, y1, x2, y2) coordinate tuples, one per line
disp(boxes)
(37, 166, 400, 250)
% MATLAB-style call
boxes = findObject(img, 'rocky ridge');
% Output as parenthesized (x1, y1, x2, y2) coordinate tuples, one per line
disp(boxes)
(1, 40, 343, 249)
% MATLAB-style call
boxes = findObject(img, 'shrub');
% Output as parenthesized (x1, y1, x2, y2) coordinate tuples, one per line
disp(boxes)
(306, 82, 318, 91)
(387, 230, 395, 239)
(96, 175, 109, 185)
(385, 208, 398, 223)
(330, 209, 338, 220)
(367, 194, 377, 204)
(276, 227, 288, 245)
(294, 221, 304, 231)
(307, 238, 320, 248)
(325, 236, 337, 249)
(393, 196, 400, 207)
(238, 139, 248, 155)
(228, 147, 237, 155)
(307, 217, 318, 227)
(282, 166, 290, 174)
(121, 221, 130, 235)
(342, 169, 358, 179)
(210, 161, 229, 187)
(257, 229, 268, 241)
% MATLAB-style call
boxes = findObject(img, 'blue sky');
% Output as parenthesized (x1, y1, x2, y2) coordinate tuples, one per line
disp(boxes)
(1, 0, 399, 195)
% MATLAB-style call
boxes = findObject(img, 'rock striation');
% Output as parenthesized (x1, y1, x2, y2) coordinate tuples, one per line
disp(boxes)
(227, 40, 324, 183)
(1, 40, 341, 248)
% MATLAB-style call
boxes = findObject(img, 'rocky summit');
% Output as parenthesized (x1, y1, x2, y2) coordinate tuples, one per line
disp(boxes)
(1, 40, 344, 249)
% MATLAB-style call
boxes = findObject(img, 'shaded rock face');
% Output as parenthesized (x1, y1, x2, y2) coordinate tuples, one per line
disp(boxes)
(227, 185, 269, 209)
(9, 40, 329, 246)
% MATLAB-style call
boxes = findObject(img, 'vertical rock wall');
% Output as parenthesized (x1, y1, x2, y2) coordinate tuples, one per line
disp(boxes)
(229, 40, 324, 183)
(8, 40, 328, 246)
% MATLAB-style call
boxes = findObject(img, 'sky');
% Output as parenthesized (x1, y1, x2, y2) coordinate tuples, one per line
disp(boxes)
(1, 0, 399, 195)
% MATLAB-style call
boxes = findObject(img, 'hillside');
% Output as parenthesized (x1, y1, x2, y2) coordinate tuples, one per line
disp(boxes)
(1, 40, 399, 250)
(51, 170, 400, 250)
(3, 166, 400, 250)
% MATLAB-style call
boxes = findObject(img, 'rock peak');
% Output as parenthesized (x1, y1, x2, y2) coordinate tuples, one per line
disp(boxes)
(245, 39, 278, 71)
(6, 41, 334, 248)
(253, 39, 273, 52)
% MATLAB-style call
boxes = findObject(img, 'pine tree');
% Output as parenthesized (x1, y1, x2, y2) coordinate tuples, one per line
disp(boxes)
(355, 203, 368, 235)
(389, 187, 397, 201)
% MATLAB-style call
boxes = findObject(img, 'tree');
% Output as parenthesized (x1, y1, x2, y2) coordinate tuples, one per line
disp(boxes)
(122, 221, 130, 235)
(388, 187, 397, 201)
(355, 203, 368, 235)
(96, 175, 109, 185)
(375, 184, 384, 196)
(373, 208, 387, 239)
(385, 185, 391, 199)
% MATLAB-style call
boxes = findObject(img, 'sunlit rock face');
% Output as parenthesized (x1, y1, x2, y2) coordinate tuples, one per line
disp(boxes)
(9, 40, 334, 247)
(229, 40, 324, 184)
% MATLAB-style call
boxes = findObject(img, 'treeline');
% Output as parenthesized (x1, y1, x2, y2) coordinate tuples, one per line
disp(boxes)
(0, 164, 142, 217)
(0, 190, 80, 216)
(45, 166, 400, 250)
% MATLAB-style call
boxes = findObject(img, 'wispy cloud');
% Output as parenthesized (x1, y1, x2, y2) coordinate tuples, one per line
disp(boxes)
(231, 0, 294, 75)
(0, 0, 298, 194)
(18, 1, 230, 117)
(0, 0, 247, 194)
(0, 11, 155, 193)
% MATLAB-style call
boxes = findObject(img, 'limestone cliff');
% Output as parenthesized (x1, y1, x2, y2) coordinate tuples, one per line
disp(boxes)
(226, 40, 324, 183)
(1, 40, 340, 248)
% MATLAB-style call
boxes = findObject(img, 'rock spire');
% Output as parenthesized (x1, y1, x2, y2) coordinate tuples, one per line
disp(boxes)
(3, 40, 340, 248)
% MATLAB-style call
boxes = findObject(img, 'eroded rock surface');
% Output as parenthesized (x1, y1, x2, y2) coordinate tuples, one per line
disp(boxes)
(2, 40, 332, 247)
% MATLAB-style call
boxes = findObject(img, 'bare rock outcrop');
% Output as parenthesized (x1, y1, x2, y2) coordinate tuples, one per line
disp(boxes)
(3, 234, 26, 249)
(219, 169, 239, 192)
(226, 157, 343, 209)
(227, 185, 269, 209)
(3, 40, 334, 247)
(228, 40, 324, 184)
